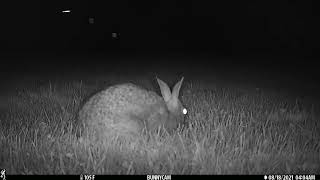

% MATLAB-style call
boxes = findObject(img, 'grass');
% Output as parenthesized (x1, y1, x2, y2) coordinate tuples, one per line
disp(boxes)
(0, 76, 319, 174)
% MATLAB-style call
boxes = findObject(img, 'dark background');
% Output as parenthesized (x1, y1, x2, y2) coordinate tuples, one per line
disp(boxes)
(1, 0, 317, 56)
(0, 0, 319, 100)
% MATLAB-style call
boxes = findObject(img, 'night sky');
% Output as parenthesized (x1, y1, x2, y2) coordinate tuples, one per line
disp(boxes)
(2, 0, 317, 54)
(1, 0, 319, 98)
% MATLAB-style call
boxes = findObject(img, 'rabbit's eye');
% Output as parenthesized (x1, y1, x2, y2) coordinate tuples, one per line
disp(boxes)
(182, 108, 187, 115)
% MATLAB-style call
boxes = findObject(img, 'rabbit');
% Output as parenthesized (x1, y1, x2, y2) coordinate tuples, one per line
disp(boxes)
(78, 77, 187, 139)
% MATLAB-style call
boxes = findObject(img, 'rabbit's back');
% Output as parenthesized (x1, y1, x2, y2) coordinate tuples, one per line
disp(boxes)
(108, 83, 162, 107)
(89, 83, 162, 109)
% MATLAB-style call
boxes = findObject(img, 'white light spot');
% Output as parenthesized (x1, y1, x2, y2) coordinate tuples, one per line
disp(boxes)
(182, 108, 187, 115)
(112, 32, 119, 38)
(88, 17, 94, 24)
(62, 10, 71, 13)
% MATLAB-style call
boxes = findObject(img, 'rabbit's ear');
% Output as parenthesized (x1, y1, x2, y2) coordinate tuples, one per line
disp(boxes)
(156, 77, 172, 102)
(172, 77, 184, 99)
